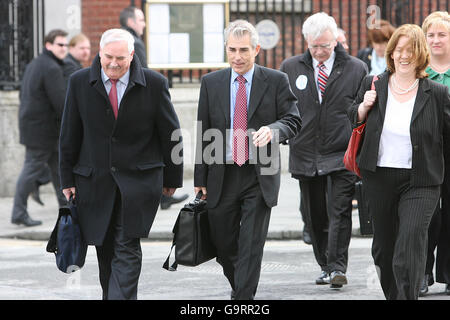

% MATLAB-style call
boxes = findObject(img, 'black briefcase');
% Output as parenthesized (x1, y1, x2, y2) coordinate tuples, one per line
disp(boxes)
(163, 192, 216, 271)
(355, 181, 373, 236)
(46, 196, 88, 273)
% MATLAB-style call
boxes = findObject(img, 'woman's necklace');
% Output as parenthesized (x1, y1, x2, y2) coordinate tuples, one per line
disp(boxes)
(391, 75, 419, 95)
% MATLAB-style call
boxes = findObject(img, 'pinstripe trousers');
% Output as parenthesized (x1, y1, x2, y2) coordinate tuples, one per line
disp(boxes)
(361, 167, 440, 300)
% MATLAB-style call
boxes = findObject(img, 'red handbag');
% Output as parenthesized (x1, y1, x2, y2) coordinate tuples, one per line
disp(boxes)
(343, 75, 378, 177)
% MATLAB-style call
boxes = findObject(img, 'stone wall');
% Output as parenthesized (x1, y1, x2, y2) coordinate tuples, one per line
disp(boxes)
(0, 87, 289, 197)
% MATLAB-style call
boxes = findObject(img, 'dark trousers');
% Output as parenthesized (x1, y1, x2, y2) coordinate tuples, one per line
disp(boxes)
(427, 181, 450, 284)
(297, 170, 355, 273)
(12, 146, 66, 220)
(95, 191, 142, 300)
(208, 163, 271, 300)
(362, 167, 439, 300)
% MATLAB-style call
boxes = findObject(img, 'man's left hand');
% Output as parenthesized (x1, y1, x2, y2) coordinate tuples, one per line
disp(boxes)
(163, 187, 176, 196)
(252, 126, 273, 147)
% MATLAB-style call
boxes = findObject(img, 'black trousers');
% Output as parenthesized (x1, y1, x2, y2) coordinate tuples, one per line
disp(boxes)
(95, 191, 142, 300)
(208, 163, 271, 300)
(12, 146, 66, 220)
(296, 170, 355, 274)
(425, 181, 450, 284)
(362, 167, 439, 300)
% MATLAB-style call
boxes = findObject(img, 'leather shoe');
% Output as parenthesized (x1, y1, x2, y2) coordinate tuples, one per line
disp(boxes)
(303, 227, 312, 245)
(160, 193, 189, 210)
(12, 216, 42, 227)
(330, 271, 347, 286)
(419, 274, 434, 297)
(445, 284, 450, 295)
(231, 289, 254, 300)
(316, 271, 330, 285)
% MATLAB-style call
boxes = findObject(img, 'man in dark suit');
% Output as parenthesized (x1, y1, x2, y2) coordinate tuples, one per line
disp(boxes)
(194, 20, 301, 300)
(280, 12, 368, 289)
(59, 28, 183, 300)
(11, 29, 69, 227)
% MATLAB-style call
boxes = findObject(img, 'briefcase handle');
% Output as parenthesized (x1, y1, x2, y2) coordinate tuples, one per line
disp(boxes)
(194, 191, 204, 204)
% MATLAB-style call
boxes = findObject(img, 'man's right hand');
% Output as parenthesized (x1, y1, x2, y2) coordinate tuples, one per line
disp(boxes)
(194, 187, 207, 200)
(62, 187, 76, 201)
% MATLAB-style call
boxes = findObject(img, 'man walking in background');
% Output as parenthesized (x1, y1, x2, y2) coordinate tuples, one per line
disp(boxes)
(280, 12, 367, 289)
(11, 29, 69, 227)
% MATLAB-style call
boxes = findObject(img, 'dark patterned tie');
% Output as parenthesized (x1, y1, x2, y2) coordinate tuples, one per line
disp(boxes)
(108, 79, 118, 119)
(232, 75, 249, 166)
(317, 62, 328, 98)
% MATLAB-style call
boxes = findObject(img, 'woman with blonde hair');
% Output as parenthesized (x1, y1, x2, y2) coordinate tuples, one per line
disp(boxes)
(420, 11, 450, 296)
(348, 24, 450, 299)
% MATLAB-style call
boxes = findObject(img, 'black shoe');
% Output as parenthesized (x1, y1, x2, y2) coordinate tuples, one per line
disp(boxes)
(316, 271, 330, 285)
(419, 274, 434, 297)
(303, 228, 312, 245)
(160, 193, 189, 210)
(12, 216, 42, 227)
(30, 183, 44, 206)
(230, 289, 255, 300)
(445, 284, 450, 295)
(330, 271, 347, 286)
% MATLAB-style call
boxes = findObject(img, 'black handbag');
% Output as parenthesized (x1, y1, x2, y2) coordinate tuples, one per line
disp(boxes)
(163, 191, 216, 271)
(46, 196, 88, 273)
(354, 181, 373, 236)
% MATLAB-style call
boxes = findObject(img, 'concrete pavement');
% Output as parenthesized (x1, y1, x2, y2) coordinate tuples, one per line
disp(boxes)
(0, 173, 365, 241)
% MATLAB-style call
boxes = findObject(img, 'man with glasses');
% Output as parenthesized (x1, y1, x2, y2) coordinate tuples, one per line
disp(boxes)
(280, 12, 367, 289)
(11, 29, 69, 227)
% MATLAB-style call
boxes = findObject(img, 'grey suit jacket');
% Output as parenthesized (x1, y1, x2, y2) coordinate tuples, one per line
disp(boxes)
(194, 64, 301, 208)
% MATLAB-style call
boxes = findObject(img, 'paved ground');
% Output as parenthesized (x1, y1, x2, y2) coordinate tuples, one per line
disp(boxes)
(0, 174, 363, 241)
(0, 174, 448, 303)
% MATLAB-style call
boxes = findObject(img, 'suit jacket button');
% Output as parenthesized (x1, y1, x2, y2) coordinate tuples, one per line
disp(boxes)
(111, 167, 117, 172)
(413, 145, 418, 151)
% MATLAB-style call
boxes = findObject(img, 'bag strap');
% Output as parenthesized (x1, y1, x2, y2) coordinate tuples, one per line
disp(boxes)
(162, 242, 178, 271)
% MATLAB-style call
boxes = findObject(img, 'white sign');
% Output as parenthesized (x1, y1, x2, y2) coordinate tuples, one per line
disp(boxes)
(256, 20, 280, 50)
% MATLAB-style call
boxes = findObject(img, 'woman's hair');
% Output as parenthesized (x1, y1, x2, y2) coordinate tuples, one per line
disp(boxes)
(368, 20, 396, 44)
(422, 11, 450, 34)
(385, 24, 430, 78)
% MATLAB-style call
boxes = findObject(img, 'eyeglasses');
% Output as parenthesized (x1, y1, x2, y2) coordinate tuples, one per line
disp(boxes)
(54, 43, 68, 47)
(309, 43, 332, 50)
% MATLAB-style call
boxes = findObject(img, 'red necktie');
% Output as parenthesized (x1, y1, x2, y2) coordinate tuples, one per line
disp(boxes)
(108, 79, 118, 119)
(232, 75, 249, 166)
(317, 62, 328, 98)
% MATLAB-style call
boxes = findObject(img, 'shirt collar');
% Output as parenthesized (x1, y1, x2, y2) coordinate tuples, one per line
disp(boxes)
(312, 51, 336, 71)
(101, 68, 130, 86)
(426, 66, 450, 78)
(231, 65, 255, 84)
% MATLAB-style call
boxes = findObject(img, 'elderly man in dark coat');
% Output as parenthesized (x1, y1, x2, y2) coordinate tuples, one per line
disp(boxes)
(280, 12, 368, 289)
(59, 28, 183, 300)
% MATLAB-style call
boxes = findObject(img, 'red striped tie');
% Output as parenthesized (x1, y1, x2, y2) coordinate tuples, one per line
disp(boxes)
(108, 79, 119, 119)
(232, 75, 249, 166)
(317, 62, 328, 98)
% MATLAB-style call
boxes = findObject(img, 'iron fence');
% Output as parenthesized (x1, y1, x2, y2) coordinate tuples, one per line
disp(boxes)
(1, 0, 449, 89)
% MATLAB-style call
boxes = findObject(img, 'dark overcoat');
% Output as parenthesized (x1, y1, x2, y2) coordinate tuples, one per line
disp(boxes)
(19, 49, 66, 149)
(280, 43, 368, 177)
(59, 55, 183, 245)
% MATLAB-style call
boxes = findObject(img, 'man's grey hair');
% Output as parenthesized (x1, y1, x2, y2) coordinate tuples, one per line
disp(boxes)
(302, 12, 338, 41)
(99, 28, 135, 53)
(224, 20, 259, 49)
